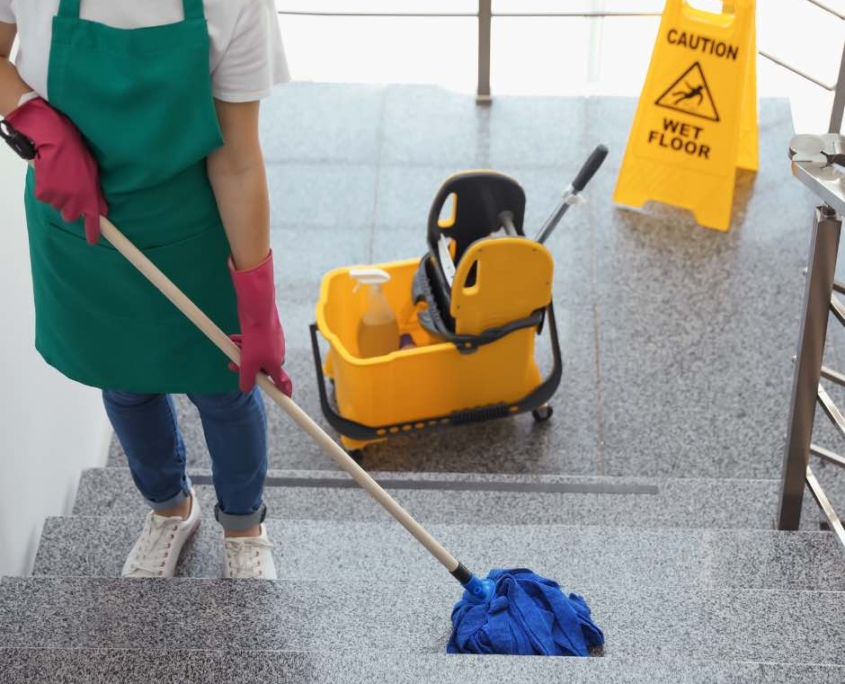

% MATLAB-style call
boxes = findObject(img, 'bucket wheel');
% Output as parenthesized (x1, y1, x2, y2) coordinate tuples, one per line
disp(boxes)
(532, 405, 554, 423)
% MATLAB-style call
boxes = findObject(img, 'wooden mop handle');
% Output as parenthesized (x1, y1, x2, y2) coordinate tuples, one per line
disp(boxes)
(98, 216, 463, 575)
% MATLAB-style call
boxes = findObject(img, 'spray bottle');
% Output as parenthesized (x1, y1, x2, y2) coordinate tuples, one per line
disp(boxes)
(351, 268, 400, 358)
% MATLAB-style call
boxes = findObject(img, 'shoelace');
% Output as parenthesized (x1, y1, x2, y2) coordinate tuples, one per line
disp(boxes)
(224, 537, 273, 579)
(127, 513, 182, 577)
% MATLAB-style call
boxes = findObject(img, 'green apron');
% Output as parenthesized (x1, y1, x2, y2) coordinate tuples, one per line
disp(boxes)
(24, 0, 240, 394)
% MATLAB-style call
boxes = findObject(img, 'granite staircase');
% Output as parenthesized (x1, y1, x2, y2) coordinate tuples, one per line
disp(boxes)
(3, 455, 845, 682)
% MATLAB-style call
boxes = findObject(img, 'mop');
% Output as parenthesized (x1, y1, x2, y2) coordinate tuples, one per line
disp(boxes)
(5, 125, 605, 657)
(100, 217, 604, 658)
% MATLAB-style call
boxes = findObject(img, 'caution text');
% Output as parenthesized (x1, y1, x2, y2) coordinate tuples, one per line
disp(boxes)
(667, 29, 738, 61)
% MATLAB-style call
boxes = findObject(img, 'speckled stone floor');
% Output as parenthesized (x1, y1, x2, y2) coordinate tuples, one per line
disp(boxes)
(103, 85, 818, 483)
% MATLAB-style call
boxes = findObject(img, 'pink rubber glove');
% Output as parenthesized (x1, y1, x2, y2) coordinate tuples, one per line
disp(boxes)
(228, 250, 293, 396)
(5, 97, 107, 245)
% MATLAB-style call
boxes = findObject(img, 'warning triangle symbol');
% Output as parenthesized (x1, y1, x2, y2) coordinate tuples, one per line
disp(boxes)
(654, 62, 720, 122)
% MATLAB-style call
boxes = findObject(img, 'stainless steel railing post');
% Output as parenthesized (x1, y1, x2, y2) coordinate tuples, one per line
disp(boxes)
(779, 205, 841, 529)
(477, 0, 493, 104)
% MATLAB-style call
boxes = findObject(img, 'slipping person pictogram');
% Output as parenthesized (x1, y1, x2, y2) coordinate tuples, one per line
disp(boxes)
(656, 62, 720, 121)
(673, 82, 705, 107)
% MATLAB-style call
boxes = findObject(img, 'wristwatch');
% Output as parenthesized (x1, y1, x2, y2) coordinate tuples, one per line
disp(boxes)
(0, 117, 36, 161)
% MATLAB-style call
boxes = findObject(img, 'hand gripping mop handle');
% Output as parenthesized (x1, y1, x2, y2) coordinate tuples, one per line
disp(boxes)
(534, 144, 608, 245)
(98, 216, 494, 602)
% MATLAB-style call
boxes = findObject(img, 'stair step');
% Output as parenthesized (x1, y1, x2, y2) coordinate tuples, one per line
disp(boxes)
(34, 516, 845, 591)
(3, 648, 843, 684)
(74, 467, 809, 529)
(3, 576, 845, 664)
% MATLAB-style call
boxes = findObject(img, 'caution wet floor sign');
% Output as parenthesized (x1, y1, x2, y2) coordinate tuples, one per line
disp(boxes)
(613, 0, 758, 231)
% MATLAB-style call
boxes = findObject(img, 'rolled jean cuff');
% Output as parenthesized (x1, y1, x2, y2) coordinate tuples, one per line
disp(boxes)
(146, 477, 193, 512)
(214, 503, 267, 531)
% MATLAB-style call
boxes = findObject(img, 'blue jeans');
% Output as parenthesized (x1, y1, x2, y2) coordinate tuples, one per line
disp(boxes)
(103, 389, 268, 531)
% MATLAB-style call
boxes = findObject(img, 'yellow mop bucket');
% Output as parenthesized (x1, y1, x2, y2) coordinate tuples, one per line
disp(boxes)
(310, 148, 607, 458)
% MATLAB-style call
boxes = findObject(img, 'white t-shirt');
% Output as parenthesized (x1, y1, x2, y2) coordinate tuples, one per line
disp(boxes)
(0, 0, 290, 103)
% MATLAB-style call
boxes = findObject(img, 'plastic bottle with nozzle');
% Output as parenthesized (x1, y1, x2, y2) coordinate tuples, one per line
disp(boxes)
(351, 268, 400, 358)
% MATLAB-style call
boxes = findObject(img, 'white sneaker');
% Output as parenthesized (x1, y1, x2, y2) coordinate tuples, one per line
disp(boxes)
(121, 491, 201, 578)
(223, 524, 277, 579)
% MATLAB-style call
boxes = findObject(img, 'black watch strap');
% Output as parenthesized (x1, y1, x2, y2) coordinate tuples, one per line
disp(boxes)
(0, 120, 37, 161)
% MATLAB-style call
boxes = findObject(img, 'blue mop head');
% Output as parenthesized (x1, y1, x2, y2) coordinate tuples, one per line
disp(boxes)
(447, 568, 605, 656)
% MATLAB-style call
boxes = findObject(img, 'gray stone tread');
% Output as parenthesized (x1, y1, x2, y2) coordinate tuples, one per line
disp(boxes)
(3, 648, 844, 684)
(3, 576, 845, 665)
(33, 516, 845, 592)
(74, 467, 811, 530)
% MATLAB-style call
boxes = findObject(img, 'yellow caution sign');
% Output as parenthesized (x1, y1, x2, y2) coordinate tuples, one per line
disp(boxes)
(613, 0, 758, 231)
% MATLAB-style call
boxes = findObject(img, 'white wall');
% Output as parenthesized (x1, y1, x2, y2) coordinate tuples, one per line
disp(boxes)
(0, 144, 110, 578)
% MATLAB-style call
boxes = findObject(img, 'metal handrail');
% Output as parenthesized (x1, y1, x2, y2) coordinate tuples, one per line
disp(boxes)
(759, 50, 837, 91)
(806, 466, 845, 546)
(277, 11, 479, 17)
(780, 151, 845, 545)
(806, 0, 845, 20)
(276, 11, 662, 17)
(277, 1, 845, 128)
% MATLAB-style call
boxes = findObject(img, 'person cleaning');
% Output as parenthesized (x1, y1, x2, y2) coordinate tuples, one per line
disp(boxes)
(0, 0, 292, 579)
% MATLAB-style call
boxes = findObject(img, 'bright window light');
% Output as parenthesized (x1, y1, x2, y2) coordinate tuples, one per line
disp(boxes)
(274, 0, 845, 132)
